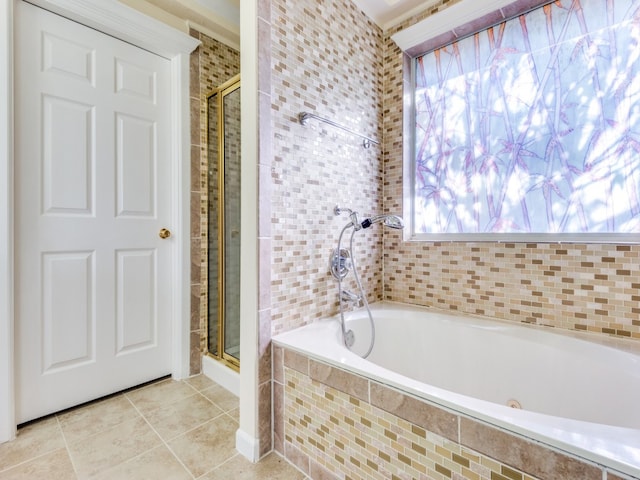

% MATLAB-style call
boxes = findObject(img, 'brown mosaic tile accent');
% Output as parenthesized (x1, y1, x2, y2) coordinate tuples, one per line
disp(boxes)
(189, 29, 240, 375)
(277, 347, 614, 480)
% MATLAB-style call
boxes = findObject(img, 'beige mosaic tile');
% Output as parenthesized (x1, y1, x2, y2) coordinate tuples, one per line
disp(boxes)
(270, 0, 385, 336)
(280, 359, 613, 480)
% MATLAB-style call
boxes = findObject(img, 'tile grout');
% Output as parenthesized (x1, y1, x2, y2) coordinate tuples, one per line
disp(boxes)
(124, 389, 196, 480)
(54, 414, 80, 480)
(0, 375, 300, 480)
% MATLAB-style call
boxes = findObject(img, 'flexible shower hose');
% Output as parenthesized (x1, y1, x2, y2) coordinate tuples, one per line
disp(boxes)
(336, 224, 376, 358)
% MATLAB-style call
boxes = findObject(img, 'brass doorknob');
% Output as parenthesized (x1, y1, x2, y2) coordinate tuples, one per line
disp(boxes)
(159, 228, 171, 239)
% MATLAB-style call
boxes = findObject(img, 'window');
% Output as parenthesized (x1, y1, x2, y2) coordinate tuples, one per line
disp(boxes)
(409, 0, 640, 242)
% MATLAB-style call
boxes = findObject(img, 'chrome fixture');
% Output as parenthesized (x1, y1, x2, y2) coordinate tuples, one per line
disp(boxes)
(330, 247, 351, 280)
(331, 205, 404, 357)
(363, 214, 404, 230)
(340, 289, 361, 307)
(299, 112, 379, 149)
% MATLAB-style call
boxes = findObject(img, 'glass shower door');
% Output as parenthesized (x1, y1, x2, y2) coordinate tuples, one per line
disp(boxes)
(207, 75, 240, 369)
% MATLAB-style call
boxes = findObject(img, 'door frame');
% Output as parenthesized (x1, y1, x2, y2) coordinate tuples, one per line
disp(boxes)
(0, 0, 199, 442)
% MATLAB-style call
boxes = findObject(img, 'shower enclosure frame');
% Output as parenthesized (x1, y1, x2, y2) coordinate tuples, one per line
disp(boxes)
(207, 74, 241, 371)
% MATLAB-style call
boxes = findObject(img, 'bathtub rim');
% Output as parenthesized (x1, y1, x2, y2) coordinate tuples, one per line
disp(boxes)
(272, 301, 640, 478)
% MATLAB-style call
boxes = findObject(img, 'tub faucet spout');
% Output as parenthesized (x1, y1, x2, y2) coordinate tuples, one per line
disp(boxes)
(341, 289, 361, 307)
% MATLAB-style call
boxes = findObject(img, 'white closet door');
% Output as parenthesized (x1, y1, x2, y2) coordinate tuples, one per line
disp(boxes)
(15, 1, 173, 423)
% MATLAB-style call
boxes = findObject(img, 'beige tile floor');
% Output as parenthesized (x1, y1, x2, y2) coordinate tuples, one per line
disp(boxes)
(0, 375, 306, 480)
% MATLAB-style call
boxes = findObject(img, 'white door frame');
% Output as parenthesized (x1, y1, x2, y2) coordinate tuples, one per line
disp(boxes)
(0, 0, 199, 442)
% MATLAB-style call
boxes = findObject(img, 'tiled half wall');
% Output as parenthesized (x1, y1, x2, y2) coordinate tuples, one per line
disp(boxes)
(274, 346, 633, 480)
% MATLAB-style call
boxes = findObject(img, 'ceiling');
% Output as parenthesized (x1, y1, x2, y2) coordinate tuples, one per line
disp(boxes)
(352, 0, 438, 29)
(132, 0, 434, 49)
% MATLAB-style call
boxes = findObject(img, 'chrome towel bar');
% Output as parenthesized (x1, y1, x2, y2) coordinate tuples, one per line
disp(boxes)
(298, 111, 379, 148)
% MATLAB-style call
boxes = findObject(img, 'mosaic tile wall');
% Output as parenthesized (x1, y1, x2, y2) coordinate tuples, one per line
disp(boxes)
(189, 29, 240, 375)
(269, 0, 640, 477)
(381, 2, 640, 341)
(275, 346, 632, 480)
(269, 0, 385, 336)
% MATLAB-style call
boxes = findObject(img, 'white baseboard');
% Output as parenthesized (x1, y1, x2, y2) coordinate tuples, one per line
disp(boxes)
(235, 428, 260, 462)
(201, 355, 239, 396)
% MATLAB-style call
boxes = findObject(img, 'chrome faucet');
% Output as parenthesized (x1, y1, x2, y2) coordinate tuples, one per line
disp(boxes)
(340, 289, 361, 307)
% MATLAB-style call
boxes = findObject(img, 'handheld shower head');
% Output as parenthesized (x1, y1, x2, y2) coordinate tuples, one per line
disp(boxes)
(361, 214, 404, 230)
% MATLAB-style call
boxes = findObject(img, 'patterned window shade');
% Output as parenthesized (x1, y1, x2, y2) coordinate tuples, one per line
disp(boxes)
(413, 0, 640, 237)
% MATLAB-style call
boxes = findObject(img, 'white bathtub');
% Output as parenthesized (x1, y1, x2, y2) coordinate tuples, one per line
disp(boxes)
(273, 302, 640, 477)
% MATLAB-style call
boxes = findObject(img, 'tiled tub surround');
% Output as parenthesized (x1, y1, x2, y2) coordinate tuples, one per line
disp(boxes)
(273, 322, 640, 480)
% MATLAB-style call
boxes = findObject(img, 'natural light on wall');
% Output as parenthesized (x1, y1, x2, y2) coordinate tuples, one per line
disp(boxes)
(406, 0, 640, 241)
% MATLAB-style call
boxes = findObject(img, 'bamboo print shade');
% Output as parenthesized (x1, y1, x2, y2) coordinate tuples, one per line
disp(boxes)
(413, 0, 640, 235)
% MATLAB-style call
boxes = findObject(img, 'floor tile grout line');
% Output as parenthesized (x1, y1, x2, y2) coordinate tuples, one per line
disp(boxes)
(194, 451, 241, 479)
(0, 414, 83, 476)
(1, 376, 239, 479)
(126, 383, 199, 480)
(60, 393, 173, 480)
(150, 413, 240, 478)
(55, 414, 81, 480)
(0, 445, 73, 476)
(124, 377, 241, 478)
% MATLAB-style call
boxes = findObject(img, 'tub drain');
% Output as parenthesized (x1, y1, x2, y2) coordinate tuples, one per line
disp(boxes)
(506, 399, 522, 409)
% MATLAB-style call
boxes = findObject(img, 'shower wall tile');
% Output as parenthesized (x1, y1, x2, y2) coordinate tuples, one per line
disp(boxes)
(258, 0, 270, 20)
(258, 163, 272, 238)
(259, 308, 272, 385)
(259, 238, 272, 310)
(257, 9, 275, 457)
(269, 0, 385, 337)
(258, 18, 272, 95)
(189, 29, 240, 375)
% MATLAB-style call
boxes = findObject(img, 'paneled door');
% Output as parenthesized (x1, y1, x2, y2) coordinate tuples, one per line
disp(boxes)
(14, 1, 173, 423)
